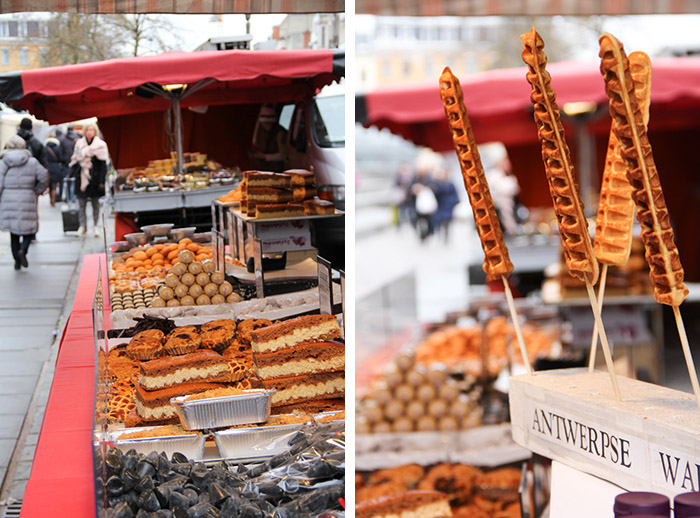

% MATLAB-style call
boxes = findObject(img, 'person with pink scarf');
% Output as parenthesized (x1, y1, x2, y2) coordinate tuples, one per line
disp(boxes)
(69, 123, 109, 237)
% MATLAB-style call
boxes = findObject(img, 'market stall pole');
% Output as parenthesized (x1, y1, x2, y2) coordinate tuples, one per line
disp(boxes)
(589, 50, 652, 372)
(521, 28, 621, 401)
(599, 33, 700, 412)
(438, 67, 532, 376)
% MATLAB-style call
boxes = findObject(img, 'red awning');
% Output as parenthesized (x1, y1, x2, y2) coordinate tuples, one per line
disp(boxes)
(3, 49, 340, 124)
(361, 56, 700, 150)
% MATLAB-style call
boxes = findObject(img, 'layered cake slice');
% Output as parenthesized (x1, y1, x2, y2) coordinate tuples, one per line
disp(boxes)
(292, 185, 317, 202)
(273, 397, 344, 415)
(303, 198, 336, 215)
(253, 341, 345, 380)
(245, 171, 291, 189)
(261, 370, 344, 407)
(356, 491, 453, 518)
(134, 382, 225, 423)
(246, 187, 294, 204)
(251, 314, 341, 354)
(139, 350, 230, 390)
(285, 169, 316, 187)
(254, 203, 304, 219)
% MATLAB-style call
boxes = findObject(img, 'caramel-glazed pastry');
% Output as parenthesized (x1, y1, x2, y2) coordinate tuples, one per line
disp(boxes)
(594, 51, 651, 266)
(599, 33, 688, 306)
(439, 67, 513, 282)
(521, 28, 599, 284)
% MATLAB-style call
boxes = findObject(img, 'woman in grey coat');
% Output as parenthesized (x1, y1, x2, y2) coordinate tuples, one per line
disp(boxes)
(0, 135, 49, 270)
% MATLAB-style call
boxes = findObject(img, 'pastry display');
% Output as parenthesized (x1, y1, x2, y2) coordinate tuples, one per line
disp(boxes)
(237, 169, 323, 219)
(521, 27, 599, 285)
(438, 67, 513, 282)
(250, 314, 342, 354)
(245, 171, 292, 189)
(163, 326, 201, 356)
(138, 350, 230, 390)
(260, 370, 345, 407)
(356, 491, 454, 518)
(303, 197, 336, 215)
(599, 33, 689, 307)
(125, 329, 165, 361)
(114, 425, 196, 440)
(286, 169, 316, 186)
(246, 187, 295, 204)
(253, 341, 345, 380)
(200, 319, 237, 351)
(293, 185, 317, 202)
(254, 203, 305, 219)
(134, 381, 225, 423)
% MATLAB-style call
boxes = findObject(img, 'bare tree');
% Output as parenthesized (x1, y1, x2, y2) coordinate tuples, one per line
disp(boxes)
(102, 14, 177, 57)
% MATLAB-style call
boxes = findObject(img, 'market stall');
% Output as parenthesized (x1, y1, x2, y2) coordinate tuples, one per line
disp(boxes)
(0, 49, 345, 238)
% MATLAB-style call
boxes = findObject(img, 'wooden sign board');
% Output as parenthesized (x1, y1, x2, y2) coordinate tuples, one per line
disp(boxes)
(509, 368, 700, 498)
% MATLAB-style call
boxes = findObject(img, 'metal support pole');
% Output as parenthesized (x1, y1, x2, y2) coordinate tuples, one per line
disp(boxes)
(173, 97, 184, 176)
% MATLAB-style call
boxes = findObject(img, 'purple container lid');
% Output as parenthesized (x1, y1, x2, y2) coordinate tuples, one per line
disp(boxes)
(675, 492, 700, 518)
(614, 492, 670, 517)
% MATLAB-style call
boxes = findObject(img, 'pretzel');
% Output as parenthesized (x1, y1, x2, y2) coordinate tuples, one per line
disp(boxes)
(599, 33, 688, 306)
(439, 67, 514, 281)
(521, 28, 599, 284)
(594, 51, 651, 266)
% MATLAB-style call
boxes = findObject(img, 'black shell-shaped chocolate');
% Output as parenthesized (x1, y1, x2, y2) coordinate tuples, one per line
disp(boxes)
(237, 503, 263, 518)
(186, 503, 219, 518)
(172, 506, 188, 518)
(122, 469, 141, 492)
(157, 455, 172, 474)
(218, 497, 239, 517)
(144, 451, 160, 467)
(154, 485, 171, 508)
(268, 452, 292, 469)
(241, 481, 259, 500)
(223, 473, 244, 490)
(207, 482, 228, 507)
(258, 483, 284, 499)
(137, 460, 157, 480)
(138, 489, 161, 512)
(171, 452, 189, 464)
(96, 477, 106, 501)
(135, 475, 155, 493)
(236, 464, 248, 475)
(123, 490, 141, 512)
(123, 451, 140, 474)
(135, 509, 155, 518)
(306, 460, 334, 479)
(106, 450, 125, 477)
(181, 488, 199, 507)
(156, 511, 174, 518)
(159, 477, 187, 494)
(245, 464, 266, 479)
(111, 501, 135, 518)
(172, 463, 192, 478)
(107, 476, 126, 496)
(169, 491, 189, 510)
(189, 463, 209, 489)
(287, 431, 307, 446)
(196, 492, 210, 505)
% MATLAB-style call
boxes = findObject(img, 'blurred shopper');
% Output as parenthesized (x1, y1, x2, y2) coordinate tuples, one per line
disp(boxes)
(16, 118, 47, 168)
(412, 149, 441, 242)
(70, 123, 109, 237)
(0, 135, 49, 270)
(431, 167, 460, 242)
(44, 132, 65, 207)
(59, 125, 79, 167)
(392, 162, 415, 229)
(483, 143, 520, 236)
(251, 105, 287, 173)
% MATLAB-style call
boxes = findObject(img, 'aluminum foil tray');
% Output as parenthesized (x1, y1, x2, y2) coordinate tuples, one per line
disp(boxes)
(171, 390, 274, 431)
(214, 422, 306, 460)
(105, 427, 205, 459)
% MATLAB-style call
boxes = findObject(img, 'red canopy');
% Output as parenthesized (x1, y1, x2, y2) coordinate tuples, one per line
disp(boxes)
(4, 49, 340, 124)
(362, 56, 700, 150)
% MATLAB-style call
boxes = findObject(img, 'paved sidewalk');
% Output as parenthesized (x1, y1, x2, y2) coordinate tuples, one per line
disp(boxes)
(0, 194, 112, 510)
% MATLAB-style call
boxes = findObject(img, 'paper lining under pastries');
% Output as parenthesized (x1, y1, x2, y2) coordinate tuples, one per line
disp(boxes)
(521, 27, 599, 284)
(599, 33, 688, 306)
(439, 67, 513, 282)
(250, 314, 342, 354)
(253, 341, 345, 380)
(261, 370, 345, 407)
(355, 491, 453, 518)
(594, 51, 651, 267)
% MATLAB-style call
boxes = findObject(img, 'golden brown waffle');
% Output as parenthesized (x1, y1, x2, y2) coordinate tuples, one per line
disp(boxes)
(599, 33, 688, 306)
(439, 67, 514, 282)
(594, 51, 651, 266)
(521, 27, 599, 284)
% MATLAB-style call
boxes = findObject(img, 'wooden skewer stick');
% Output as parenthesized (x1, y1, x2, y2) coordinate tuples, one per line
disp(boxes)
(672, 305, 700, 413)
(502, 276, 533, 376)
(585, 281, 621, 401)
(588, 264, 609, 372)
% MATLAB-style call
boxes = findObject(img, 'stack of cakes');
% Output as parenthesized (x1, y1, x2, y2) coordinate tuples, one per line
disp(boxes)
(250, 314, 345, 413)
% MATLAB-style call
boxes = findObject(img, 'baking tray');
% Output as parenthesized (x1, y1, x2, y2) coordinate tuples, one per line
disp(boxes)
(171, 390, 274, 430)
(214, 422, 307, 460)
(104, 427, 205, 459)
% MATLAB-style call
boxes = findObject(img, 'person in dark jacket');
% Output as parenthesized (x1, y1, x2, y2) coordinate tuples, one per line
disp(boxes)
(431, 167, 460, 242)
(250, 105, 287, 173)
(0, 135, 49, 270)
(69, 123, 109, 237)
(44, 133, 65, 207)
(59, 125, 78, 167)
(16, 118, 47, 168)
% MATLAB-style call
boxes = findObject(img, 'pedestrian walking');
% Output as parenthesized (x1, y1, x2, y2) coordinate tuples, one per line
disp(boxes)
(250, 105, 288, 173)
(59, 125, 78, 170)
(16, 118, 47, 168)
(69, 123, 109, 237)
(0, 135, 49, 270)
(431, 167, 460, 242)
(44, 133, 65, 207)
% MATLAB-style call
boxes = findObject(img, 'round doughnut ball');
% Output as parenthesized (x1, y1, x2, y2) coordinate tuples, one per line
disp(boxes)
(373, 421, 392, 434)
(196, 272, 210, 286)
(218, 281, 233, 296)
(150, 297, 166, 308)
(393, 417, 414, 433)
(438, 383, 459, 402)
(172, 262, 188, 276)
(178, 249, 194, 264)
(165, 273, 180, 288)
(179, 295, 195, 306)
(405, 369, 426, 387)
(174, 284, 189, 299)
(416, 383, 436, 403)
(394, 384, 414, 402)
(189, 284, 204, 298)
(356, 420, 370, 434)
(201, 259, 216, 273)
(203, 283, 218, 297)
(406, 400, 425, 420)
(364, 404, 382, 424)
(158, 286, 174, 301)
(416, 416, 437, 432)
(395, 352, 414, 372)
(195, 294, 211, 305)
(450, 398, 471, 419)
(210, 271, 225, 285)
(226, 293, 242, 304)
(427, 368, 447, 386)
(210, 294, 225, 305)
(383, 369, 403, 388)
(374, 385, 393, 405)
(181, 273, 195, 286)
(384, 400, 404, 420)
(438, 416, 459, 432)
(166, 298, 180, 307)
(428, 399, 448, 418)
(188, 262, 203, 275)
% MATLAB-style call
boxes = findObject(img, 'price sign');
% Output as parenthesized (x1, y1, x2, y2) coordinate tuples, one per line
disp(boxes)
(318, 256, 333, 315)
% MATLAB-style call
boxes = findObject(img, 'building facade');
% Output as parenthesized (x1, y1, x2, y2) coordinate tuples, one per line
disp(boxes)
(0, 16, 49, 73)
(256, 14, 344, 50)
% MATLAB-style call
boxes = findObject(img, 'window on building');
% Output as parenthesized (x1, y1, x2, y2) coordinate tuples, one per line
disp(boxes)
(19, 47, 28, 65)
(8, 21, 18, 38)
(1, 48, 9, 66)
(27, 21, 39, 38)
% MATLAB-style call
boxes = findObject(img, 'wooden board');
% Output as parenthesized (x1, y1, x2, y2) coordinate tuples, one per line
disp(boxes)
(509, 368, 700, 497)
